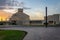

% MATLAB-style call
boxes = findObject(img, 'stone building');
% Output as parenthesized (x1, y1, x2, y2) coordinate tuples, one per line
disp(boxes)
(9, 8, 30, 25)
(44, 14, 60, 25)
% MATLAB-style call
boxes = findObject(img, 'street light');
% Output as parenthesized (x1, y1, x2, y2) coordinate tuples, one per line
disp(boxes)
(45, 7, 48, 27)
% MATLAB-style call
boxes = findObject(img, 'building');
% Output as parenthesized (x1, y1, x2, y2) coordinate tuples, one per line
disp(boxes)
(44, 14, 60, 25)
(9, 8, 30, 25)
(30, 20, 44, 25)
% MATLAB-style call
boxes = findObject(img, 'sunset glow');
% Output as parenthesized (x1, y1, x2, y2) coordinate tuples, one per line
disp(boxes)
(0, 17, 6, 21)
(0, 10, 12, 21)
(3, 9, 44, 20)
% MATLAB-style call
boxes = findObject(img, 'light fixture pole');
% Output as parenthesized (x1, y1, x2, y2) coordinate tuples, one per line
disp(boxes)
(45, 7, 48, 27)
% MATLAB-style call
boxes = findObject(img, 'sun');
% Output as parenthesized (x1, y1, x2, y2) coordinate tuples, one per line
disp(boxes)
(0, 10, 12, 21)
(0, 9, 17, 21)
(0, 17, 6, 21)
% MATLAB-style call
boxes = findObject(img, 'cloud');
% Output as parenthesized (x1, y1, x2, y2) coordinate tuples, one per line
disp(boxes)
(0, 0, 9, 9)
(0, 0, 6, 6)
(47, 2, 60, 15)
(25, 10, 44, 20)
(36, 0, 60, 15)
(3, 9, 18, 13)
(0, 0, 20, 9)
(31, 11, 44, 20)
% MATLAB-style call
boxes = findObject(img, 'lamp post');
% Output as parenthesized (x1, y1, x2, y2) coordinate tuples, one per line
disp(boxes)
(45, 7, 48, 27)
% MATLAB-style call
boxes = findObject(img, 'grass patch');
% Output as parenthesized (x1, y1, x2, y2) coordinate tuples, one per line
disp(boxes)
(0, 30, 27, 40)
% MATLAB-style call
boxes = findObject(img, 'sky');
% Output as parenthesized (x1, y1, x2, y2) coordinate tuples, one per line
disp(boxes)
(18, 0, 60, 15)
(0, 0, 60, 20)
(0, 10, 12, 21)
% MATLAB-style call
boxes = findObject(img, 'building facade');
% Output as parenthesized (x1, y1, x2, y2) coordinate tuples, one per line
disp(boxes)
(9, 8, 30, 25)
(44, 14, 60, 25)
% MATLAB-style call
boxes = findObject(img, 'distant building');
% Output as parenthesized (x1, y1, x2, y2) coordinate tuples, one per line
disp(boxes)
(30, 20, 44, 25)
(9, 8, 30, 25)
(44, 14, 60, 25)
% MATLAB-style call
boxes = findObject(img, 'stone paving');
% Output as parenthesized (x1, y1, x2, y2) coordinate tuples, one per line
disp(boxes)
(0, 27, 60, 40)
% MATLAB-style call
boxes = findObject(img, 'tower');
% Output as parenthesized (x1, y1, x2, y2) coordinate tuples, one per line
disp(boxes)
(18, 8, 23, 13)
